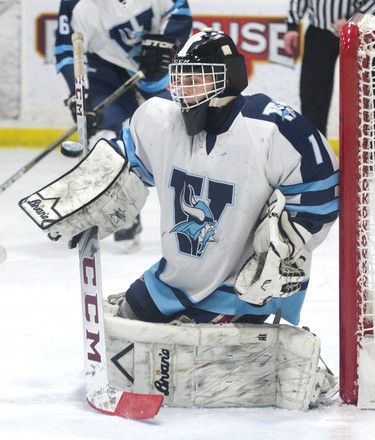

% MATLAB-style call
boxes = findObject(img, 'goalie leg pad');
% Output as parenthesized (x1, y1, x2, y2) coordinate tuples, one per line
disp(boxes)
(103, 310, 325, 410)
(19, 139, 149, 242)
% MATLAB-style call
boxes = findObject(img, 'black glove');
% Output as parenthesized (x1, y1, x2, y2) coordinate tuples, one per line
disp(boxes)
(65, 91, 102, 138)
(138, 34, 177, 80)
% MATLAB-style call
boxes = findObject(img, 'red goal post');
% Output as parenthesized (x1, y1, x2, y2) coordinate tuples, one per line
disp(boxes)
(340, 13, 375, 408)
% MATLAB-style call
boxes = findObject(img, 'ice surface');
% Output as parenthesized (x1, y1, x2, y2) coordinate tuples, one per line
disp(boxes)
(0, 147, 374, 439)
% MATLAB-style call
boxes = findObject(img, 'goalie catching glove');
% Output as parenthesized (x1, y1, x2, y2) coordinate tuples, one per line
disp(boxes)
(18, 139, 149, 247)
(235, 189, 311, 306)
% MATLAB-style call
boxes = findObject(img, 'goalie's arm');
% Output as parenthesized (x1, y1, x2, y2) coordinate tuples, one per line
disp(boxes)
(235, 114, 339, 306)
(114, 125, 156, 188)
(275, 110, 339, 242)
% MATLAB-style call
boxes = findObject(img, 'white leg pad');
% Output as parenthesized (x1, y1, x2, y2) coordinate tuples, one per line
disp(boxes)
(104, 311, 323, 410)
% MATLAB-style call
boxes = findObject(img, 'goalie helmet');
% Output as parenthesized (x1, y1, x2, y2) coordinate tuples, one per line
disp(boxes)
(169, 29, 248, 135)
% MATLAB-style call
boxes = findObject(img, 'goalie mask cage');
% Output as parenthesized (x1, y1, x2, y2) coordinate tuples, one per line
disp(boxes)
(340, 13, 375, 409)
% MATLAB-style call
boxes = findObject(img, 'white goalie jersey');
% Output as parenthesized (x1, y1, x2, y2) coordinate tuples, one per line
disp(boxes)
(118, 93, 339, 325)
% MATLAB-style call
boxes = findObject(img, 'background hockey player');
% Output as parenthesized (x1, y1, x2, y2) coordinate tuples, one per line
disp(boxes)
(54, 0, 192, 251)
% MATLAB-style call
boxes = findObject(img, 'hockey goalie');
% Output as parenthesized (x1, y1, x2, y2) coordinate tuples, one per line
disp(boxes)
(19, 29, 339, 411)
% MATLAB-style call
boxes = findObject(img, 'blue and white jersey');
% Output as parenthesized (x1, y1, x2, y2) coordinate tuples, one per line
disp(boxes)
(54, 0, 192, 92)
(119, 93, 339, 325)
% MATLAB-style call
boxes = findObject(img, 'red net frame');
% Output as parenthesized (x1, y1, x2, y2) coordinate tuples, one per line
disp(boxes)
(340, 13, 375, 408)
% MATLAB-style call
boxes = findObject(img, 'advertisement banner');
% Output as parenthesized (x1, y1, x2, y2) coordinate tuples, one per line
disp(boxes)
(0, 0, 339, 140)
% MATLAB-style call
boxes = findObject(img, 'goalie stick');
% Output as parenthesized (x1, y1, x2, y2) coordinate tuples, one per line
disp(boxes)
(0, 72, 143, 194)
(72, 32, 162, 420)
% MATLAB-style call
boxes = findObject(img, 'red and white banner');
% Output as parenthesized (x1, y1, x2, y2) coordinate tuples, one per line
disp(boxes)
(0, 0, 339, 138)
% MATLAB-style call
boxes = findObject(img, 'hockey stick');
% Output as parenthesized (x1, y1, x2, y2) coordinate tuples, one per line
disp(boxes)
(72, 32, 162, 420)
(0, 71, 144, 194)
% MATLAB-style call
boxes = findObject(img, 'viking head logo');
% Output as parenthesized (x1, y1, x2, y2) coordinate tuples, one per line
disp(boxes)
(170, 184, 216, 257)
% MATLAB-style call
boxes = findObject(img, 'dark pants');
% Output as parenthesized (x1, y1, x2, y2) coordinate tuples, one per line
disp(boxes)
(127, 278, 269, 324)
(300, 26, 340, 137)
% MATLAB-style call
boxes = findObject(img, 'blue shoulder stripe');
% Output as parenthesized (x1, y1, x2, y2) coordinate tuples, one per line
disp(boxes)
(122, 127, 155, 185)
(162, 1, 192, 18)
(169, 8, 192, 17)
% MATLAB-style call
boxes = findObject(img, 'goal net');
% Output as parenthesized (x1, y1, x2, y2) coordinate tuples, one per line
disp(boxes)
(340, 13, 375, 409)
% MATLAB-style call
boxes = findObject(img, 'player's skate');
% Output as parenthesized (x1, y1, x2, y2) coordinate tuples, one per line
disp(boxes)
(114, 214, 142, 253)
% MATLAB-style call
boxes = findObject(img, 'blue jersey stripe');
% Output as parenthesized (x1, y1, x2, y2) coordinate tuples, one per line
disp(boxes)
(286, 198, 339, 215)
(195, 284, 307, 325)
(137, 75, 169, 93)
(162, 0, 192, 42)
(122, 127, 155, 185)
(144, 261, 196, 315)
(55, 57, 74, 73)
(143, 258, 308, 325)
(280, 171, 339, 195)
(170, 8, 192, 17)
(54, 44, 73, 56)
(162, 1, 192, 18)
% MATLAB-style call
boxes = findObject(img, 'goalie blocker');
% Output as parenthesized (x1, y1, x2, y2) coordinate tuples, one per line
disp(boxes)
(103, 302, 333, 410)
(18, 139, 149, 246)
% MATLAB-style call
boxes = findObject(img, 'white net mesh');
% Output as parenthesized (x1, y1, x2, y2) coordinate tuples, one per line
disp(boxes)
(356, 14, 375, 408)
(357, 15, 375, 339)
